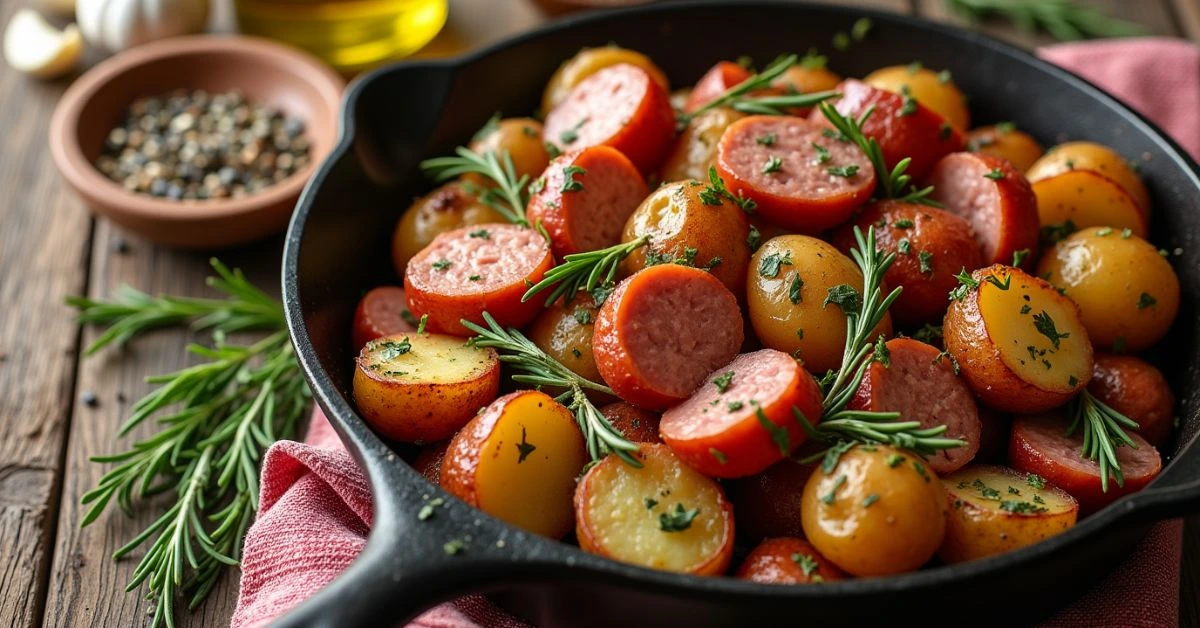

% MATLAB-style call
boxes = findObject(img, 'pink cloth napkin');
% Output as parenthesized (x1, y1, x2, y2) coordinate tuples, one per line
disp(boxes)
(233, 38, 1200, 628)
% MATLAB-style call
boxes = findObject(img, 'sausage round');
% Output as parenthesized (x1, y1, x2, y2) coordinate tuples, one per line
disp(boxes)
(404, 224, 553, 336)
(684, 61, 752, 113)
(736, 537, 848, 584)
(715, 115, 876, 231)
(808, 79, 964, 180)
(1088, 354, 1176, 447)
(1009, 413, 1162, 514)
(352, 286, 417, 351)
(599, 401, 662, 444)
(927, 152, 1039, 266)
(526, 146, 649, 258)
(659, 349, 825, 478)
(830, 200, 982, 326)
(593, 264, 743, 410)
(544, 63, 676, 174)
(848, 338, 981, 474)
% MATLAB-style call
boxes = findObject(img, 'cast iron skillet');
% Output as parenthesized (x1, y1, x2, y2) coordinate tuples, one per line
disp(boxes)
(279, 2, 1200, 626)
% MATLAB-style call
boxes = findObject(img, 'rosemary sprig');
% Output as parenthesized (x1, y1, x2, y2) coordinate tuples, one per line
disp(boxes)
(796, 408, 966, 460)
(420, 147, 531, 226)
(463, 312, 640, 466)
(678, 54, 839, 128)
(945, 0, 1142, 41)
(816, 101, 940, 206)
(522, 235, 649, 306)
(71, 259, 307, 628)
(1067, 390, 1140, 492)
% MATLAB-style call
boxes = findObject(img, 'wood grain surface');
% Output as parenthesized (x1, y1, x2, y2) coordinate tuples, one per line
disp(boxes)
(0, 0, 1197, 626)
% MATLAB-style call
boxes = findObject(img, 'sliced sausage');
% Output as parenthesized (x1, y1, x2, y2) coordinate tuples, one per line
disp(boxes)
(404, 224, 553, 336)
(715, 115, 876, 231)
(544, 63, 675, 175)
(736, 538, 847, 584)
(849, 338, 981, 474)
(1089, 354, 1176, 447)
(808, 79, 964, 180)
(1009, 413, 1162, 514)
(593, 265, 743, 410)
(927, 152, 1039, 266)
(684, 61, 752, 113)
(526, 146, 648, 258)
(599, 402, 662, 444)
(830, 200, 982, 326)
(352, 286, 417, 351)
(659, 349, 824, 478)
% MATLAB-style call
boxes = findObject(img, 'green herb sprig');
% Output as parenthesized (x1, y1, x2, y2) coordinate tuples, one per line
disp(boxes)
(816, 102, 940, 206)
(420, 147, 531, 226)
(1067, 390, 1141, 492)
(678, 55, 839, 128)
(945, 0, 1142, 41)
(70, 259, 307, 628)
(522, 235, 649, 306)
(463, 313, 639, 466)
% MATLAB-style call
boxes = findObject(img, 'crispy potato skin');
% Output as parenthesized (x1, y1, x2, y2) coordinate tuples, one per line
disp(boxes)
(735, 537, 847, 584)
(938, 465, 1078, 564)
(390, 182, 507, 276)
(1036, 228, 1179, 352)
(966, 125, 1044, 172)
(542, 47, 669, 116)
(1027, 141, 1150, 213)
(352, 334, 500, 442)
(863, 64, 970, 131)
(462, 118, 550, 190)
(943, 265, 1091, 413)
(527, 292, 603, 383)
(441, 390, 586, 539)
(1089, 354, 1176, 446)
(574, 444, 735, 575)
(1031, 170, 1148, 238)
(729, 460, 816, 540)
(772, 65, 842, 104)
(661, 107, 745, 183)
(801, 445, 946, 576)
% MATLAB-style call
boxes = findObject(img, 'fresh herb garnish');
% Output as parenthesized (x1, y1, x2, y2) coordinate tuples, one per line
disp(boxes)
(709, 448, 728, 464)
(984, 168, 1005, 180)
(746, 225, 762, 252)
(759, 250, 793, 278)
(1032, 310, 1071, 348)
(789, 273, 804, 304)
(421, 147, 531, 226)
(699, 166, 757, 213)
(918, 250, 934, 275)
(1137, 292, 1157, 309)
(763, 156, 784, 174)
(559, 117, 589, 144)
(561, 165, 587, 193)
(812, 142, 832, 163)
(659, 503, 700, 532)
(827, 165, 860, 178)
(644, 497, 659, 509)
(713, 371, 735, 393)
(523, 236, 649, 306)
(757, 133, 777, 146)
(678, 55, 839, 126)
(821, 474, 848, 505)
(469, 229, 491, 239)
(1027, 473, 1047, 489)
(1067, 390, 1141, 492)
(792, 552, 819, 576)
(515, 426, 537, 463)
(823, 284, 861, 315)
(432, 259, 452, 272)
(1012, 248, 1030, 267)
(816, 102, 939, 205)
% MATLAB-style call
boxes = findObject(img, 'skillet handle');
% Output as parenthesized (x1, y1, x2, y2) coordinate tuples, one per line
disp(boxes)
(1121, 430, 1200, 521)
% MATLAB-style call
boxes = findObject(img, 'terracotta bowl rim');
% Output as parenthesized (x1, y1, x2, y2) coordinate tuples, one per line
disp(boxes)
(49, 34, 345, 222)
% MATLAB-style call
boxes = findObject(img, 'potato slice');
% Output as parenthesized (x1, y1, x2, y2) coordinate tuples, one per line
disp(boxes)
(441, 390, 586, 539)
(863, 64, 970, 131)
(575, 443, 734, 575)
(1027, 141, 1150, 213)
(966, 125, 1044, 172)
(352, 332, 499, 442)
(944, 265, 1092, 413)
(1032, 170, 1147, 239)
(939, 465, 1078, 564)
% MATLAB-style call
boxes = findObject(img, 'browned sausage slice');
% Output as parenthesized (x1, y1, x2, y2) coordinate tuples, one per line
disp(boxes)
(927, 152, 1039, 266)
(849, 337, 981, 474)
(352, 286, 416, 350)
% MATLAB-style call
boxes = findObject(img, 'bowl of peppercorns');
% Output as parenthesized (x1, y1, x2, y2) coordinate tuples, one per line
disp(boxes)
(50, 35, 344, 249)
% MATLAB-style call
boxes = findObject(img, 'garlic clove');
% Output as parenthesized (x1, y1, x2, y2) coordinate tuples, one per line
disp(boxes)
(3, 9, 83, 79)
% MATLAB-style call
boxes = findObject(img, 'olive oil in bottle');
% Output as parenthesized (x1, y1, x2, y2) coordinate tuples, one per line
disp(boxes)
(235, 0, 447, 73)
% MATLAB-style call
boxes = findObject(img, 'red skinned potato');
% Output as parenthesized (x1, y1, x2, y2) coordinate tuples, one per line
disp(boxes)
(353, 333, 500, 442)
(594, 265, 743, 410)
(1089, 354, 1176, 447)
(441, 390, 587, 538)
(413, 441, 450, 484)
(809, 78, 964, 180)
(404, 224, 553, 336)
(526, 292, 604, 384)
(1009, 413, 1161, 514)
(943, 265, 1092, 413)
(659, 349, 824, 478)
(729, 459, 816, 540)
(575, 443, 735, 575)
(600, 402, 662, 443)
(928, 152, 1039, 266)
(526, 146, 649, 258)
(684, 61, 752, 113)
(352, 286, 417, 351)
(463, 117, 550, 190)
(715, 115, 876, 231)
(544, 63, 675, 174)
(736, 538, 847, 584)
(830, 200, 981, 326)
(849, 338, 981, 474)
(391, 182, 508, 276)
(966, 124, 1044, 172)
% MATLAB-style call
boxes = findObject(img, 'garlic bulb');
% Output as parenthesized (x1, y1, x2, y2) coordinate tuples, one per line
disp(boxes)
(76, 0, 209, 54)
(3, 9, 82, 79)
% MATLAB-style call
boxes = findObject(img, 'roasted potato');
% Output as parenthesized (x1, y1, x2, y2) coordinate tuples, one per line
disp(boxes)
(621, 180, 752, 296)
(413, 440, 450, 484)
(463, 117, 550, 189)
(863, 63, 970, 131)
(747, 235, 892, 374)
(966, 124, 1044, 172)
(542, 46, 670, 115)
(943, 265, 1092, 413)
(575, 443, 734, 575)
(772, 61, 842, 98)
(661, 107, 745, 183)
(527, 292, 604, 384)
(353, 332, 500, 442)
(599, 401, 662, 443)
(1036, 228, 1179, 352)
(1027, 141, 1150, 212)
(801, 445, 946, 576)
(391, 182, 508, 275)
(939, 465, 1078, 564)
(1089, 354, 1176, 446)
(441, 390, 587, 539)
(735, 537, 847, 584)
(1032, 170, 1147, 240)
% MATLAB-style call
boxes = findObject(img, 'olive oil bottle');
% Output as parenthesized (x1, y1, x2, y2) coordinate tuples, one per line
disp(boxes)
(235, 0, 447, 73)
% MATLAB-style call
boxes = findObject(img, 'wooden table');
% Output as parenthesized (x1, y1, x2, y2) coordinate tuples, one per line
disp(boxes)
(2, 0, 1198, 626)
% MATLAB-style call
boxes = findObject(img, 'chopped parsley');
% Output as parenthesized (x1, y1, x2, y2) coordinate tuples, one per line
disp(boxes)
(789, 273, 804, 304)
(443, 539, 466, 555)
(938, 122, 953, 141)
(873, 334, 891, 366)
(918, 250, 934, 275)
(416, 314, 428, 335)
(659, 503, 700, 532)
(417, 497, 445, 521)
(897, 238, 912, 255)
(746, 225, 762, 252)
(1137, 292, 1157, 309)
(1012, 248, 1030, 267)
(863, 493, 881, 508)
(1027, 473, 1047, 490)
(762, 156, 784, 174)
(821, 474, 848, 505)
(812, 142, 831, 163)
(1032, 310, 1071, 349)
(431, 259, 452, 272)
(375, 338, 412, 360)
(1040, 220, 1077, 245)
(644, 497, 658, 510)
(893, 218, 914, 229)
(758, 251, 793, 278)
(726, 400, 744, 412)
(823, 284, 862, 314)
(886, 453, 905, 468)
(709, 448, 728, 464)
(573, 308, 592, 326)
(792, 552, 820, 577)
(912, 323, 943, 345)
(400, 309, 418, 326)
(1000, 500, 1049, 514)
(984, 168, 1004, 180)
(468, 229, 490, 239)
(756, 407, 790, 456)
(906, 61, 923, 75)
(937, 69, 952, 84)
(559, 117, 588, 144)
(515, 426, 537, 463)
(898, 85, 918, 116)
(757, 133, 777, 146)
(468, 275, 481, 282)
(827, 164, 860, 178)
(561, 165, 587, 193)
(995, 121, 1016, 134)
(712, 371, 735, 393)
(544, 141, 562, 159)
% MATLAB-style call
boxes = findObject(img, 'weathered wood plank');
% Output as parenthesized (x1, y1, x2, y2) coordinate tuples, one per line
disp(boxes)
(0, 0, 94, 625)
